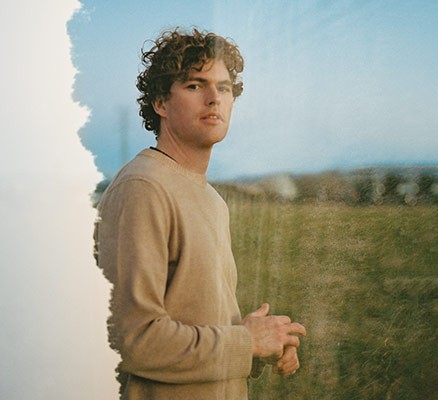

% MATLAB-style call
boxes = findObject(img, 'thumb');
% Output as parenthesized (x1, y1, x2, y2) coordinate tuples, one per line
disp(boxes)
(251, 303, 270, 317)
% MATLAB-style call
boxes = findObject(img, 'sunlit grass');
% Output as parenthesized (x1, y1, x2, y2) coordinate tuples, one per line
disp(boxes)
(221, 189, 438, 400)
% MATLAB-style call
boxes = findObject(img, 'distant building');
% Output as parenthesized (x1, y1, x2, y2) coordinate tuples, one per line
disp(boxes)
(239, 174, 299, 201)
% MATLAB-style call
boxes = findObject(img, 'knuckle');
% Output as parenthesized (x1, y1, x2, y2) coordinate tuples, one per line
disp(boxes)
(267, 316, 276, 324)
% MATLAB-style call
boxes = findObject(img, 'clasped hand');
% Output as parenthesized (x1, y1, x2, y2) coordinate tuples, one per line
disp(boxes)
(241, 303, 307, 376)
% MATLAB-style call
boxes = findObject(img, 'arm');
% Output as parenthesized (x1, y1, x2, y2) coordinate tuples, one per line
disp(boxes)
(96, 179, 253, 384)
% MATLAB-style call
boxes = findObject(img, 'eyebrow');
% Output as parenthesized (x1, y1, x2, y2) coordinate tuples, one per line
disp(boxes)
(185, 77, 233, 86)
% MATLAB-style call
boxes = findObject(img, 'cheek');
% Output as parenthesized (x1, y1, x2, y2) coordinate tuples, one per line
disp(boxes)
(226, 104, 234, 119)
(169, 108, 186, 124)
(223, 96, 233, 112)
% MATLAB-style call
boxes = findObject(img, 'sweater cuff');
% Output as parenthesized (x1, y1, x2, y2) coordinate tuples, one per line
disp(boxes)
(222, 325, 254, 379)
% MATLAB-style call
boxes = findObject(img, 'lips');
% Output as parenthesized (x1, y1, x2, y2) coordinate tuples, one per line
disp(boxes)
(200, 112, 223, 121)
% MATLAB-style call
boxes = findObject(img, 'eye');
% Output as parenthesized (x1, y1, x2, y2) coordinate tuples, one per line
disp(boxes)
(186, 83, 201, 90)
(218, 85, 232, 93)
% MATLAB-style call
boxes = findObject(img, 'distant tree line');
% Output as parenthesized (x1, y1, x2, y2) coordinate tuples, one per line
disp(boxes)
(294, 170, 438, 205)
(215, 168, 438, 206)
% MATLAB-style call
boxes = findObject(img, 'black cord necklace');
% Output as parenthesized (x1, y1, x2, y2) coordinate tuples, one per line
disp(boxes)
(149, 146, 177, 162)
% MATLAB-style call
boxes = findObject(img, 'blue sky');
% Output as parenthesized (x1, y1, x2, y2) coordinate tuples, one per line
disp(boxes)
(69, 0, 438, 180)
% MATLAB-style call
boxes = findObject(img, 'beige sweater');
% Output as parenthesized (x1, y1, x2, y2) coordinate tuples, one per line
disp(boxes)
(95, 149, 254, 399)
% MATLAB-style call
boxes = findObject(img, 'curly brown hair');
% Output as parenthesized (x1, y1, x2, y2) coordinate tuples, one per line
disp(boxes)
(136, 28, 244, 135)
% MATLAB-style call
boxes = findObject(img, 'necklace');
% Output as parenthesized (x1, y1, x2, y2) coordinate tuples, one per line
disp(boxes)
(149, 146, 177, 162)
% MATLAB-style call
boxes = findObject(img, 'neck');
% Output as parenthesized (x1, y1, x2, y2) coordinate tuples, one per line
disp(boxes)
(156, 135, 212, 175)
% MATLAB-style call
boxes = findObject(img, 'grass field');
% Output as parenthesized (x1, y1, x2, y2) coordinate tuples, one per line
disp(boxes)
(220, 188, 438, 399)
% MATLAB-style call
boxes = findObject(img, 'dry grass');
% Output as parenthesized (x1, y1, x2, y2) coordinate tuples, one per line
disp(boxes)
(222, 190, 438, 400)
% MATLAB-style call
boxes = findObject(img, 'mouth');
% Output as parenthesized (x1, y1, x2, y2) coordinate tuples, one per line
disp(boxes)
(201, 113, 223, 122)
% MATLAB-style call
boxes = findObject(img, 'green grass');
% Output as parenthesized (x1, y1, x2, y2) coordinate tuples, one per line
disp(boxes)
(222, 190, 438, 400)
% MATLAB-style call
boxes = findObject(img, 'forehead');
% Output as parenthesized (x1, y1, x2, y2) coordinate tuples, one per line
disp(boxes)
(185, 59, 231, 81)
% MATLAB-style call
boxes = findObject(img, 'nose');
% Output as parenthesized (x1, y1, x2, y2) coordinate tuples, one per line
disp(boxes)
(205, 85, 221, 106)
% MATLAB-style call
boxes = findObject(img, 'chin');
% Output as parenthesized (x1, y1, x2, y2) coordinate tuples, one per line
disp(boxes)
(211, 132, 228, 145)
(198, 129, 226, 145)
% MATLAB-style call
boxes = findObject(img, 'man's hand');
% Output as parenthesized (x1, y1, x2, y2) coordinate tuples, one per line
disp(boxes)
(272, 345, 300, 376)
(241, 303, 306, 361)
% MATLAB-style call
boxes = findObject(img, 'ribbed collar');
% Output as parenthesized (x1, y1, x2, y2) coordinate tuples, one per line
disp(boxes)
(139, 148, 208, 187)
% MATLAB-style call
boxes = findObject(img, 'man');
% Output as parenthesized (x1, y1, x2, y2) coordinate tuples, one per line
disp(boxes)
(94, 28, 306, 400)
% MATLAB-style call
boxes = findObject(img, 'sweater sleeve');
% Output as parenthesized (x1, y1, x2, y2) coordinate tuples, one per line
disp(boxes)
(95, 178, 253, 384)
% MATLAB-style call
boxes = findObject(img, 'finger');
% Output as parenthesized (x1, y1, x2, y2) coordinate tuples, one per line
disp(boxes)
(278, 346, 297, 363)
(284, 322, 307, 336)
(250, 303, 270, 317)
(284, 368, 298, 376)
(273, 364, 298, 376)
(278, 356, 299, 370)
(276, 315, 292, 325)
(276, 366, 298, 376)
(277, 356, 300, 375)
(284, 335, 301, 348)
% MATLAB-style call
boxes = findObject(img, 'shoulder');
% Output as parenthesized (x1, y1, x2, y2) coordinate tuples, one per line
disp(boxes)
(111, 149, 166, 186)
(98, 154, 174, 217)
(101, 149, 173, 199)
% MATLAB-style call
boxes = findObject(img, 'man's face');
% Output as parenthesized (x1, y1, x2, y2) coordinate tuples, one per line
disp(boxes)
(154, 59, 234, 150)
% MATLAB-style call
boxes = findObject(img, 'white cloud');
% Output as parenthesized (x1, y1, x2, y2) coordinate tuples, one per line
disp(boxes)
(0, 1, 118, 399)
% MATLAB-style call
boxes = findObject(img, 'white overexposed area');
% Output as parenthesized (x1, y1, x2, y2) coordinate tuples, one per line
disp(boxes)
(0, 1, 119, 399)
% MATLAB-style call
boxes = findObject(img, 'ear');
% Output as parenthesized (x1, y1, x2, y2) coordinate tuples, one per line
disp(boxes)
(152, 97, 167, 118)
